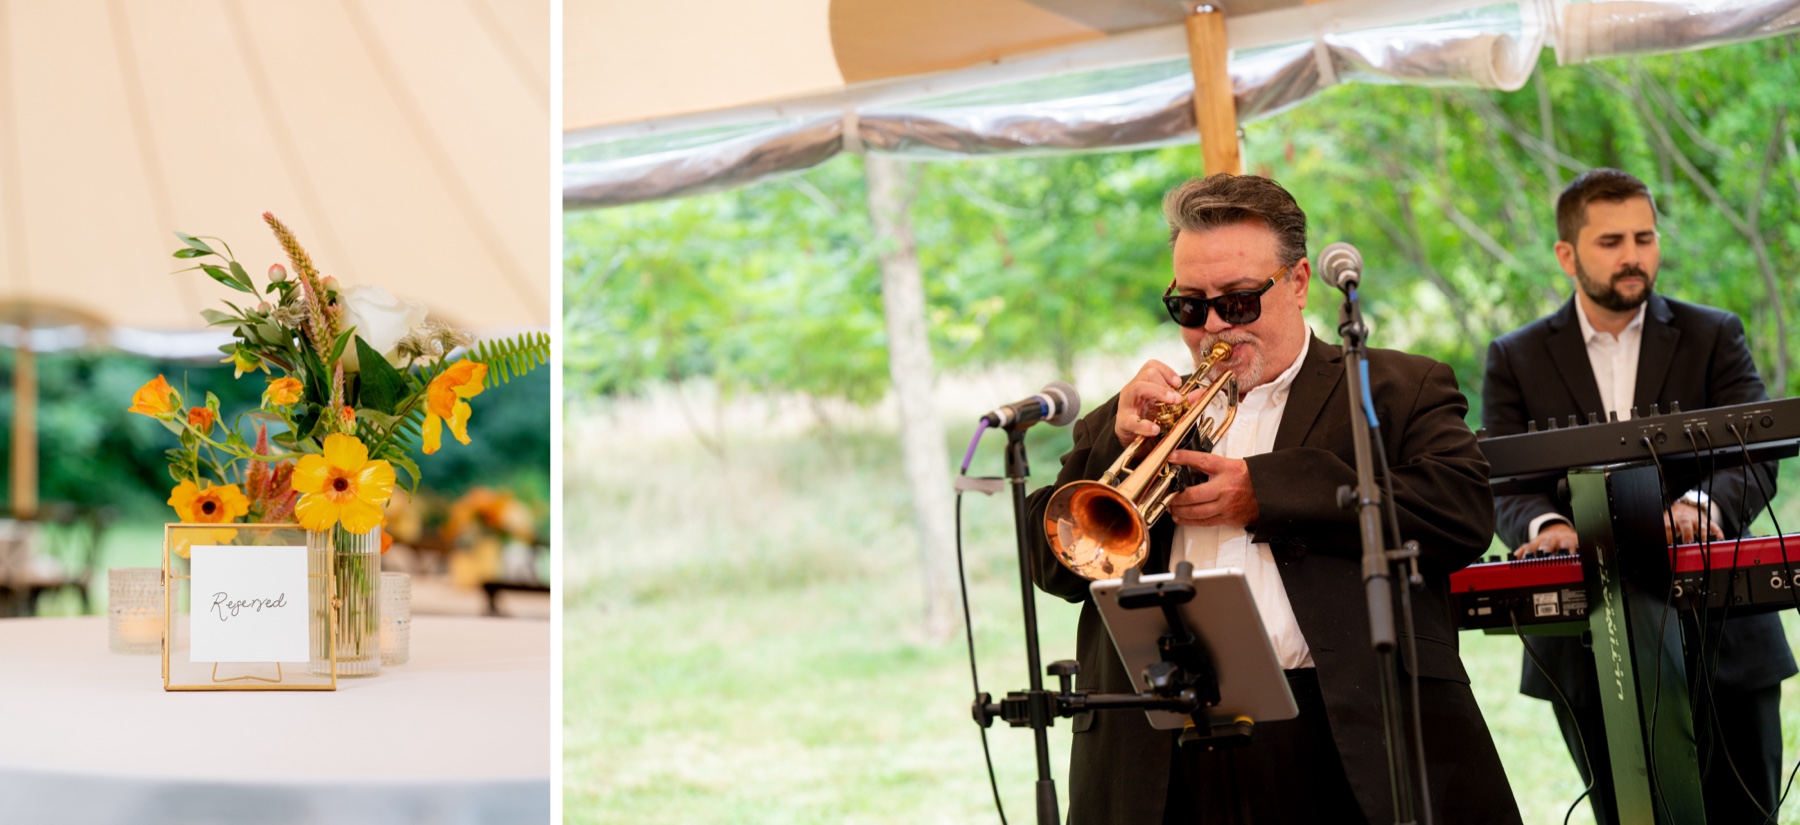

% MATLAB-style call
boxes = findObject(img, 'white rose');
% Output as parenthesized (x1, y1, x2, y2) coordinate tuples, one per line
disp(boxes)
(338, 285, 429, 371)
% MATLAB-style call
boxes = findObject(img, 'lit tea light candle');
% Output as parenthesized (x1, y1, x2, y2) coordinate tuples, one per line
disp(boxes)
(109, 567, 165, 655)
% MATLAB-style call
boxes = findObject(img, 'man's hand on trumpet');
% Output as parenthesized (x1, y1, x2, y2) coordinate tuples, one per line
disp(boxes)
(1164, 450, 1258, 529)
(1114, 360, 1183, 447)
(1114, 360, 1211, 448)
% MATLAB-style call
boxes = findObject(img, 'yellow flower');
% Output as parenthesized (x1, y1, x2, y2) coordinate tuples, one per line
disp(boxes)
(221, 348, 268, 379)
(423, 360, 488, 454)
(291, 433, 395, 534)
(168, 480, 250, 524)
(186, 406, 217, 435)
(263, 376, 303, 408)
(169, 526, 240, 560)
(128, 375, 180, 419)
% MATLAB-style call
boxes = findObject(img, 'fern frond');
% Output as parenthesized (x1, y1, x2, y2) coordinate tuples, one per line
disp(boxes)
(465, 331, 550, 387)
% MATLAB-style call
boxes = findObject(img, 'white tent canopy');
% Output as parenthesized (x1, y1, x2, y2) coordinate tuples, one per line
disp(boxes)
(564, 0, 1800, 208)
(1, 0, 553, 350)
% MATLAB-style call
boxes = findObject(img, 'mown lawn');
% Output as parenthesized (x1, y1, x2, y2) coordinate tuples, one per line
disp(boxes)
(564, 396, 1800, 824)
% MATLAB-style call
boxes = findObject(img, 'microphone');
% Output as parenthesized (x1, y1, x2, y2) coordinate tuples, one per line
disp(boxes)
(1317, 242, 1363, 291)
(981, 381, 1080, 430)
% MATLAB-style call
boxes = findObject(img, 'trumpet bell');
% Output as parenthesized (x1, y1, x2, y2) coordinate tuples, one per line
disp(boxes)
(1044, 480, 1148, 580)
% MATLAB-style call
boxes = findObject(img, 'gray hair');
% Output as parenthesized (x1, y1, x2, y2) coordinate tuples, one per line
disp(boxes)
(1162, 174, 1308, 267)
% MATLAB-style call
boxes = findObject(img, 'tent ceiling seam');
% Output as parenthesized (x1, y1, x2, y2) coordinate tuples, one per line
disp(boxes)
(461, 0, 548, 115)
(107, 0, 203, 326)
(0, 0, 31, 312)
(222, 0, 359, 297)
(341, 0, 543, 324)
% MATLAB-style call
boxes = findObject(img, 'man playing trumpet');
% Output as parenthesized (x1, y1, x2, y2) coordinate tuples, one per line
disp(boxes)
(1026, 173, 1519, 824)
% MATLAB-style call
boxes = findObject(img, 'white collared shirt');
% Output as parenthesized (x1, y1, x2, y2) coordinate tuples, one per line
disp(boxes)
(1172, 336, 1314, 670)
(1574, 299, 1646, 420)
(1529, 299, 1710, 538)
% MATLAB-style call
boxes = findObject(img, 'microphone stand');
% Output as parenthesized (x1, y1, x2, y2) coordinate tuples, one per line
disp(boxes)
(1000, 426, 1061, 825)
(1336, 285, 1423, 825)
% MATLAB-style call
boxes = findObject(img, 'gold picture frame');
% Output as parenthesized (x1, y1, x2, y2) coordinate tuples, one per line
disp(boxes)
(162, 523, 338, 691)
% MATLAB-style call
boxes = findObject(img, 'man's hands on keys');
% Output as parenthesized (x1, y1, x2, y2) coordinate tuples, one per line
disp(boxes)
(1514, 501, 1725, 559)
(1114, 361, 1187, 448)
(1513, 522, 1578, 559)
(1664, 500, 1724, 544)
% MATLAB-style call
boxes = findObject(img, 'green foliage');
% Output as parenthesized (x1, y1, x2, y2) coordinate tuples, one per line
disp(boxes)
(468, 331, 552, 387)
(0, 349, 549, 521)
(565, 38, 1800, 412)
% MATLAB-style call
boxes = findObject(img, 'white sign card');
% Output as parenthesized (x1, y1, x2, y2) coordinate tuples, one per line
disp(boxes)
(188, 545, 310, 663)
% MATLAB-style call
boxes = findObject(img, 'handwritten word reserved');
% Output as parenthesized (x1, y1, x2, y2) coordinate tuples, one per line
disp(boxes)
(209, 592, 290, 622)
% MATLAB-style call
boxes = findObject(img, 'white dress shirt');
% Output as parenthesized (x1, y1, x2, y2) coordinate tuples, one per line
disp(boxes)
(1527, 301, 1646, 539)
(1528, 300, 1711, 538)
(1172, 336, 1314, 670)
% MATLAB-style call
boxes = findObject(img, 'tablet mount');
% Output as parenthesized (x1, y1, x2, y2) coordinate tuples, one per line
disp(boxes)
(972, 561, 1256, 752)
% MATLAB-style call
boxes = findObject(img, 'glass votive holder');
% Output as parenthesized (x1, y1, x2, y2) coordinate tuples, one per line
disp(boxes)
(380, 572, 411, 665)
(108, 567, 164, 655)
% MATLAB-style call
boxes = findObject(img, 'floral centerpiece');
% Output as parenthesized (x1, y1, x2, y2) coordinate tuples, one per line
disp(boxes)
(129, 213, 548, 676)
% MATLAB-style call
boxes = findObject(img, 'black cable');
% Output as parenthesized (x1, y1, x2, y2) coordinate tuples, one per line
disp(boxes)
(954, 487, 1009, 825)
(1641, 436, 1679, 825)
(1369, 422, 1432, 825)
(1515, 610, 1598, 825)
(1680, 427, 1721, 792)
(1725, 423, 1798, 825)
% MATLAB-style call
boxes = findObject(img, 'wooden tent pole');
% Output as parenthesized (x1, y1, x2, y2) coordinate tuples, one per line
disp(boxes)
(1185, 5, 1242, 175)
(11, 339, 36, 518)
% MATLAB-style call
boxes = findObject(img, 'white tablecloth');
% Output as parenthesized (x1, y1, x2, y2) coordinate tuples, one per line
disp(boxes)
(0, 616, 550, 825)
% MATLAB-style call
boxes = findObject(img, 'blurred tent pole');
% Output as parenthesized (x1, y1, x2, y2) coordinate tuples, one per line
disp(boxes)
(865, 154, 955, 641)
(10, 338, 35, 518)
(1186, 4, 1243, 176)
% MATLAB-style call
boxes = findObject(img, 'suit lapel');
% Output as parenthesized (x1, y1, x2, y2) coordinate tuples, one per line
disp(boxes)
(1545, 298, 1607, 418)
(1274, 335, 1341, 451)
(1634, 295, 1678, 413)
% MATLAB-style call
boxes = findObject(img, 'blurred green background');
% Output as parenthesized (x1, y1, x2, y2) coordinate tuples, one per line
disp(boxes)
(562, 38, 1800, 824)
(0, 349, 549, 613)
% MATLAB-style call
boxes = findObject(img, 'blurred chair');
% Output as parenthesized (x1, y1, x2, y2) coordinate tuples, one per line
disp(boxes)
(0, 503, 115, 616)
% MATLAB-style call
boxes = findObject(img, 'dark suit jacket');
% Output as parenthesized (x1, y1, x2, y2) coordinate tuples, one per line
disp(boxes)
(1027, 335, 1515, 824)
(1482, 294, 1796, 702)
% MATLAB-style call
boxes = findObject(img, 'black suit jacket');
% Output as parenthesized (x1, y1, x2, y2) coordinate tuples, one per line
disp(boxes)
(1482, 293, 1795, 701)
(1028, 335, 1511, 824)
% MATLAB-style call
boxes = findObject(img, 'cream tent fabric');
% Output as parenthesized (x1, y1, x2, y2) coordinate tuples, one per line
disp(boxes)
(0, 0, 552, 339)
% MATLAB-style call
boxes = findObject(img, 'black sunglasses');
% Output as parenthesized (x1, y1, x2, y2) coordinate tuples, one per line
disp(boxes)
(1161, 264, 1290, 328)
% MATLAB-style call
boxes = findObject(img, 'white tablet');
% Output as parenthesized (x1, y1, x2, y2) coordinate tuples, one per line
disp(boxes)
(1090, 567, 1299, 730)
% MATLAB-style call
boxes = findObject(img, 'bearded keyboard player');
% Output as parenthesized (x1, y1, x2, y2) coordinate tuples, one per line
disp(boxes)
(1025, 173, 1521, 825)
(1482, 167, 1795, 825)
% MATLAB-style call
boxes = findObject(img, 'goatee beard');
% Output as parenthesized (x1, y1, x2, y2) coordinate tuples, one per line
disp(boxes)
(1578, 261, 1653, 312)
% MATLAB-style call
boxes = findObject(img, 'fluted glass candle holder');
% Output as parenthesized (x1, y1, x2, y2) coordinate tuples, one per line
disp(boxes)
(380, 572, 411, 666)
(109, 567, 164, 654)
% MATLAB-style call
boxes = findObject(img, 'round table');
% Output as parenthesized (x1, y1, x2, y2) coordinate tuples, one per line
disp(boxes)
(0, 615, 549, 825)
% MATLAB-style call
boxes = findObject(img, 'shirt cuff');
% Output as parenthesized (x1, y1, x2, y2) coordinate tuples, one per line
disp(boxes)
(1527, 512, 1572, 540)
(1678, 490, 1723, 525)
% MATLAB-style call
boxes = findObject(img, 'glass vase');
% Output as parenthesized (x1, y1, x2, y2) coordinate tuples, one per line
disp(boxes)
(308, 524, 382, 678)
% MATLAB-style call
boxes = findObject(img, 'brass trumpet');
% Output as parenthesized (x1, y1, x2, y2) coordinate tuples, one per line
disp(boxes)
(1044, 342, 1240, 579)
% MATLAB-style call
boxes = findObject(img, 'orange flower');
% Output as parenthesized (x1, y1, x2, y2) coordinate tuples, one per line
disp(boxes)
(291, 433, 396, 534)
(128, 375, 180, 419)
(168, 480, 250, 524)
(340, 405, 357, 429)
(263, 376, 303, 408)
(423, 360, 488, 454)
(186, 406, 217, 435)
